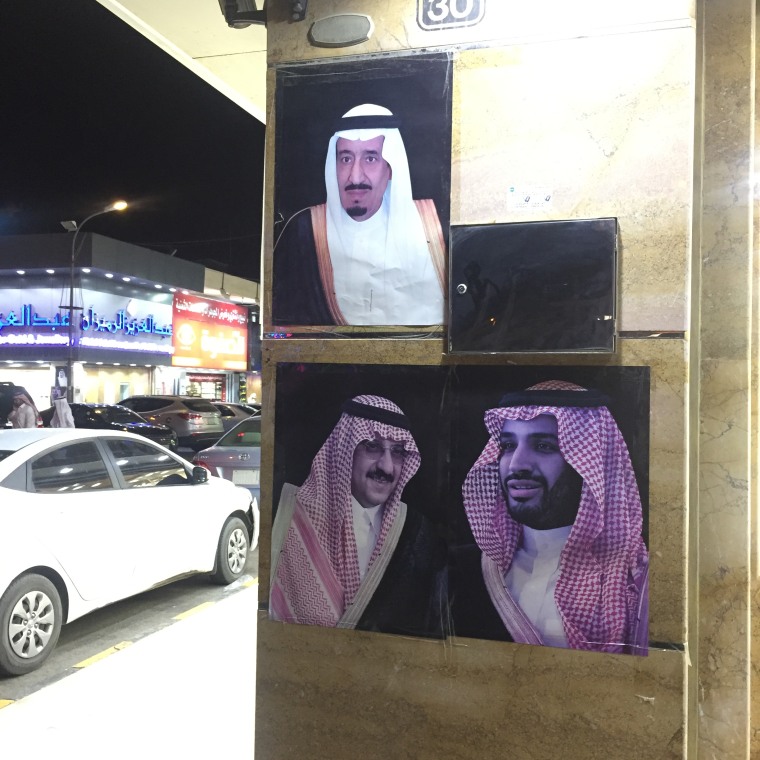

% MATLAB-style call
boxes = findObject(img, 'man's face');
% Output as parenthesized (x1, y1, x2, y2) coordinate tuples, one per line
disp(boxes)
(350, 436, 406, 509)
(336, 135, 392, 221)
(498, 414, 582, 530)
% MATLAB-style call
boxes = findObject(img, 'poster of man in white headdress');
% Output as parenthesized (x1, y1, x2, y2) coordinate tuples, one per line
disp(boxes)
(271, 55, 452, 330)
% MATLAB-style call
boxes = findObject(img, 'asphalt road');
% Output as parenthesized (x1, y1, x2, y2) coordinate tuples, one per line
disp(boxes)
(0, 546, 259, 702)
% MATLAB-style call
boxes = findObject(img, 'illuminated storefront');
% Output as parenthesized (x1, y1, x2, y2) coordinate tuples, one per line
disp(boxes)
(0, 233, 260, 411)
(0, 282, 174, 408)
(167, 293, 251, 401)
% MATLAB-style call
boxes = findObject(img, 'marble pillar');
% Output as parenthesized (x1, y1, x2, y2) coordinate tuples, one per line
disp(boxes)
(697, 1, 755, 758)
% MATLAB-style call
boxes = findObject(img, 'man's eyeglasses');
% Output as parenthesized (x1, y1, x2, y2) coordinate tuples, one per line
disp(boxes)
(358, 440, 409, 463)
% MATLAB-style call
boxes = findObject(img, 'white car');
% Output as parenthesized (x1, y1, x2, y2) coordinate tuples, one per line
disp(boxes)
(0, 428, 255, 677)
(193, 415, 261, 551)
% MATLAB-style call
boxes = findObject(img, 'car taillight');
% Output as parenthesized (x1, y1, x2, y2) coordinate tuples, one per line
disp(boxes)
(178, 412, 203, 421)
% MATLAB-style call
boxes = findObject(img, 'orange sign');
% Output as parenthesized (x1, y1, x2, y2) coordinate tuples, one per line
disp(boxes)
(172, 294, 248, 370)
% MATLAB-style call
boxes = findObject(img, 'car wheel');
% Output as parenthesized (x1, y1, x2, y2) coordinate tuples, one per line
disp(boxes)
(0, 574, 62, 677)
(211, 517, 249, 585)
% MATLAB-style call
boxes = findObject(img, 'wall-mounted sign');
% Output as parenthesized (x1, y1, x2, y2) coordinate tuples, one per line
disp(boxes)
(172, 294, 248, 371)
(0, 287, 173, 354)
(417, 0, 485, 30)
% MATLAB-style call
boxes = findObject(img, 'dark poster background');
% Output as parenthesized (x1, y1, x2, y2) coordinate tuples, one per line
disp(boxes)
(273, 54, 453, 240)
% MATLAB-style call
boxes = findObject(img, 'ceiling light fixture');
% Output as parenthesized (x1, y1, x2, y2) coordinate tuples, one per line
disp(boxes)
(218, 0, 266, 28)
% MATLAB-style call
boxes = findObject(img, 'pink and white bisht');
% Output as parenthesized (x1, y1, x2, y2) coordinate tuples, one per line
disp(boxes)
(462, 380, 649, 655)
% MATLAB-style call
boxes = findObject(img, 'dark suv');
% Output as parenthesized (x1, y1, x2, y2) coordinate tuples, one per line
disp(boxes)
(119, 395, 224, 450)
(39, 402, 179, 450)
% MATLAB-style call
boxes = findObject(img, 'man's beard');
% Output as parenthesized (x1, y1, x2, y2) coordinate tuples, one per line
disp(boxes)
(344, 182, 371, 218)
(503, 466, 583, 530)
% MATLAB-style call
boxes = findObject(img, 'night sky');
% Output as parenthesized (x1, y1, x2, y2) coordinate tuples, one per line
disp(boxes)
(0, 0, 265, 281)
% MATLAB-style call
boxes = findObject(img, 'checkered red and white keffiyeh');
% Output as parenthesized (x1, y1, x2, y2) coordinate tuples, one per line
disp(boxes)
(272, 395, 421, 626)
(462, 380, 649, 652)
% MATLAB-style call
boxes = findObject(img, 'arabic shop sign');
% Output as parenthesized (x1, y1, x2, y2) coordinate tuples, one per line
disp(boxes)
(172, 294, 248, 371)
(0, 303, 172, 337)
(79, 306, 171, 337)
(0, 287, 173, 354)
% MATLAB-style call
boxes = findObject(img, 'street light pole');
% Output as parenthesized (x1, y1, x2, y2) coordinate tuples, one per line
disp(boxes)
(64, 200, 128, 402)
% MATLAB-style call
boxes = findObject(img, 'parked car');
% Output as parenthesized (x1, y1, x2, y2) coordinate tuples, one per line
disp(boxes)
(212, 402, 260, 432)
(119, 395, 224, 451)
(0, 427, 254, 676)
(193, 415, 261, 550)
(39, 403, 178, 450)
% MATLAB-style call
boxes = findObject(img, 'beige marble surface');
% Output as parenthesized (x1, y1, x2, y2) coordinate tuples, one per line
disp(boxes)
(753, 573, 760, 756)
(752, 14, 760, 749)
(256, 614, 685, 760)
(696, 1, 755, 758)
(266, 0, 695, 65)
(452, 29, 695, 333)
(697, 361, 753, 759)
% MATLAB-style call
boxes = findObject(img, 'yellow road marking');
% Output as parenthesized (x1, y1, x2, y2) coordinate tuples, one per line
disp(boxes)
(74, 640, 132, 669)
(173, 602, 215, 621)
(0, 700, 14, 709)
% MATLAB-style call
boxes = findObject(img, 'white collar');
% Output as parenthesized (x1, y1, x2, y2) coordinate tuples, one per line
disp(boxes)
(520, 524, 572, 556)
(350, 496, 384, 528)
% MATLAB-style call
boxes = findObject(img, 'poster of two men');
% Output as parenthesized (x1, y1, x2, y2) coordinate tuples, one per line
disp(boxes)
(269, 363, 650, 657)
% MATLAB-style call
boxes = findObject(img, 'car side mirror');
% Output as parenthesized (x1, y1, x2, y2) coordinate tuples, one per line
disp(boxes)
(191, 466, 209, 484)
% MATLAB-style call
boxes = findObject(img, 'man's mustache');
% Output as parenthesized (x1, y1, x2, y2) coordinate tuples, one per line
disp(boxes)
(367, 466, 394, 483)
(344, 182, 372, 191)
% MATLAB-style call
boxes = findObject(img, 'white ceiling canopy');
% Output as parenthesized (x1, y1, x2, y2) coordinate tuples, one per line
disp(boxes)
(96, 0, 267, 123)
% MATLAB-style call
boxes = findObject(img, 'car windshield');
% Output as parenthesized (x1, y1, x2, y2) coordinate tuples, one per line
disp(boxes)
(183, 399, 218, 413)
(108, 406, 150, 424)
(216, 417, 261, 447)
(0, 450, 13, 462)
